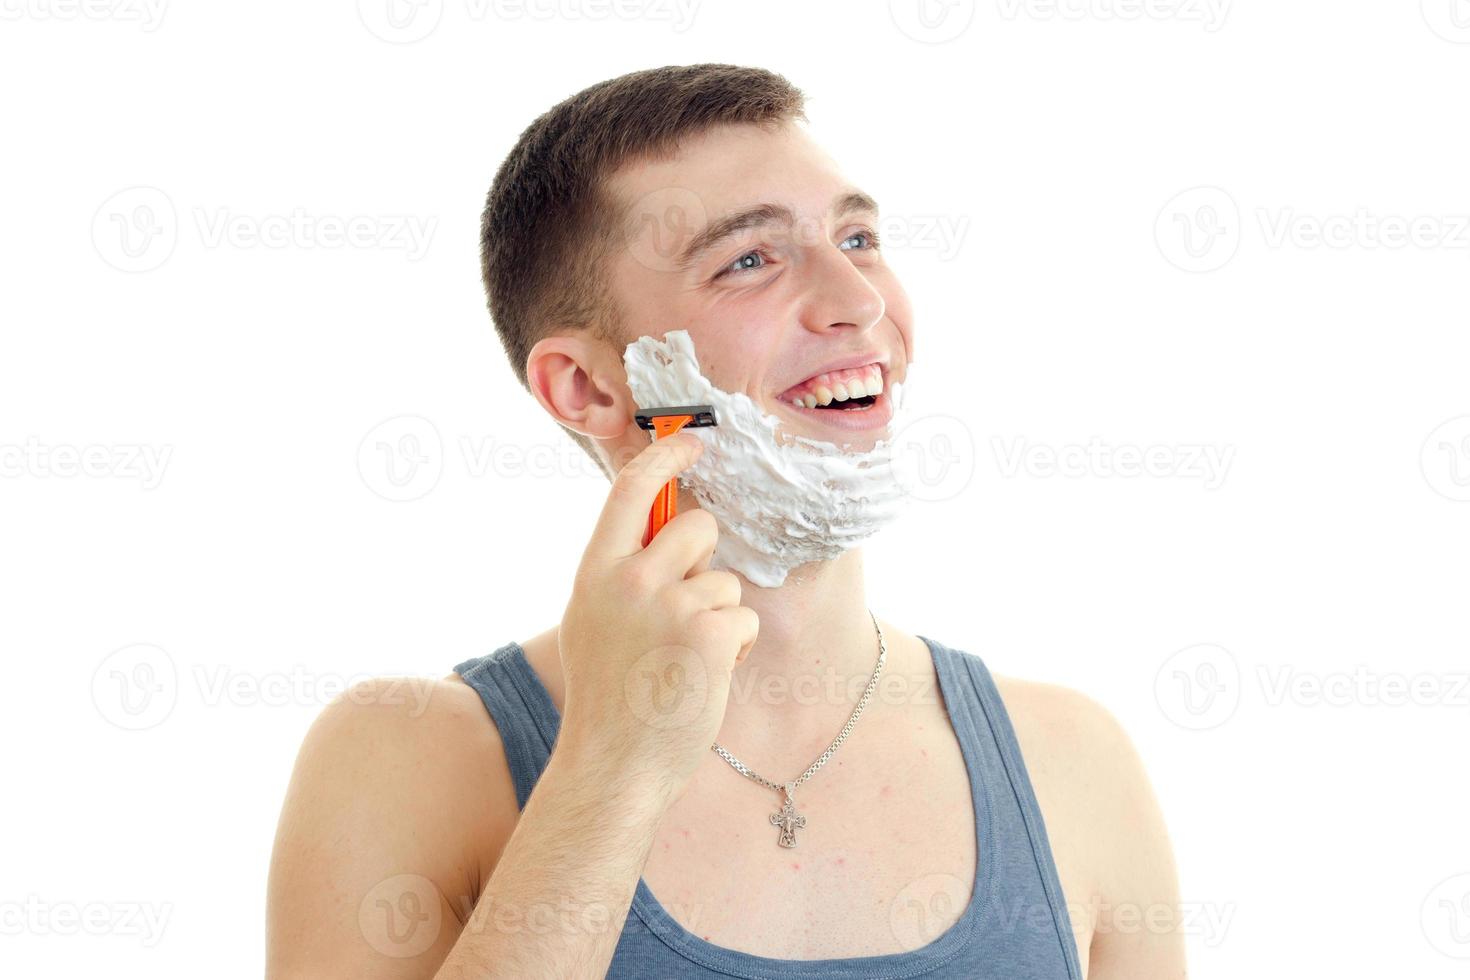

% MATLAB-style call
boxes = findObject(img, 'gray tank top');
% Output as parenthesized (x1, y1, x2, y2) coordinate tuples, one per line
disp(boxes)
(452, 636, 1083, 979)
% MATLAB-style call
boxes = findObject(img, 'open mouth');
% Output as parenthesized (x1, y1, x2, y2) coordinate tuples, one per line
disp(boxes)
(778, 361, 886, 411)
(791, 391, 884, 415)
(775, 360, 895, 432)
(811, 393, 879, 411)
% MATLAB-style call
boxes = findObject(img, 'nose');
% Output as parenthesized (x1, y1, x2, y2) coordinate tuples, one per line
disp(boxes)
(796, 238, 886, 337)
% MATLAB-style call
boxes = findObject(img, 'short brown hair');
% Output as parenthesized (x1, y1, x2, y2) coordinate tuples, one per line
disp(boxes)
(479, 64, 807, 475)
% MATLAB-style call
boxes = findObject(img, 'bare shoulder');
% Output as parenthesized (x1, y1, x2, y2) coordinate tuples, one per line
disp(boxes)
(989, 672, 1163, 858)
(990, 672, 1186, 979)
(265, 672, 516, 979)
(990, 673, 1142, 782)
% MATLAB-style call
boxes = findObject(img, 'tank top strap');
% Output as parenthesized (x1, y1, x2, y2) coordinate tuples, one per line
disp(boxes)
(924, 636, 1085, 980)
(452, 642, 562, 811)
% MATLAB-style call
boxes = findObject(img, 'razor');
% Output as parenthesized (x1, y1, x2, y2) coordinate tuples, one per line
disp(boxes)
(634, 404, 718, 547)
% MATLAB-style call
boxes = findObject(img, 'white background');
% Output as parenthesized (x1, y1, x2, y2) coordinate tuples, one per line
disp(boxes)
(3, 1, 1468, 977)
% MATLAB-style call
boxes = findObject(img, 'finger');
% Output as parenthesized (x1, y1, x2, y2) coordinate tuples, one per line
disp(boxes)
(585, 432, 704, 562)
(637, 507, 718, 580)
(714, 605, 760, 665)
(677, 568, 743, 612)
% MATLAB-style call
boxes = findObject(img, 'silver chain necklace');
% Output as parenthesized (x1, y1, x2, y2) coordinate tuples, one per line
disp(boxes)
(709, 609, 886, 848)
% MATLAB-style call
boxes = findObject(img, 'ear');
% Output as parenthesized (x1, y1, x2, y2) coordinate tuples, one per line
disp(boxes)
(525, 333, 632, 441)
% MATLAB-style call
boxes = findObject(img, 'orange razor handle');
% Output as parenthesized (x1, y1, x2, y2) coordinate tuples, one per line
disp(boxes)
(642, 414, 694, 548)
(634, 404, 718, 549)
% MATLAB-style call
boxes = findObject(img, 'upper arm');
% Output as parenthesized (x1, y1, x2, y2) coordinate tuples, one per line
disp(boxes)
(1071, 694, 1185, 980)
(997, 677, 1187, 980)
(265, 675, 516, 980)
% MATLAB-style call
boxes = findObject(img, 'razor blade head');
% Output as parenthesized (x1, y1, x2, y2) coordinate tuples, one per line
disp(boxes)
(634, 405, 718, 431)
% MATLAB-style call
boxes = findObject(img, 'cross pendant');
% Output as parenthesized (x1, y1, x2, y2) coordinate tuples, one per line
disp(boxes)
(769, 785, 807, 848)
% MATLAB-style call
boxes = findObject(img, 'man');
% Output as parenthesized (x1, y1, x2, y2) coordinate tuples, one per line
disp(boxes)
(266, 64, 1185, 979)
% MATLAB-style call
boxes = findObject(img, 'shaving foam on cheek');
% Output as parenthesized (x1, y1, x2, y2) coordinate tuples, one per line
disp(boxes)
(622, 329, 912, 589)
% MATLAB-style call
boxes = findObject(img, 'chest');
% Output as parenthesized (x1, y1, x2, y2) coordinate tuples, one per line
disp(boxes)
(637, 711, 980, 961)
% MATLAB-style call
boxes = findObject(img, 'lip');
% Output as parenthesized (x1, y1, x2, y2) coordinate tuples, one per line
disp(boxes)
(777, 352, 888, 401)
(777, 385, 896, 433)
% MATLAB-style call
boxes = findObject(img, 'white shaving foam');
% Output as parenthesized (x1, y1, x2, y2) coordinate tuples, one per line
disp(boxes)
(622, 330, 912, 588)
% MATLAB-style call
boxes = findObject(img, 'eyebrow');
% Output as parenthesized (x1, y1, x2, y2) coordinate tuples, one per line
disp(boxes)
(673, 190, 879, 273)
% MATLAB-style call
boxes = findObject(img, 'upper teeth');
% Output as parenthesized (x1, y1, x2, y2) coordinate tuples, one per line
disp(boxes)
(790, 366, 884, 408)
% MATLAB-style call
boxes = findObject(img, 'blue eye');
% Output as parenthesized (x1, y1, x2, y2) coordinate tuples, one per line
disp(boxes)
(717, 249, 768, 278)
(714, 228, 881, 280)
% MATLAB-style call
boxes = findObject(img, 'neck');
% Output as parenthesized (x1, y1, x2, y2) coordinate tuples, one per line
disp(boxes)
(716, 547, 888, 754)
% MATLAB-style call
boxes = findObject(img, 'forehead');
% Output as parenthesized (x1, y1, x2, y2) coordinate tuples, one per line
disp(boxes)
(607, 121, 848, 228)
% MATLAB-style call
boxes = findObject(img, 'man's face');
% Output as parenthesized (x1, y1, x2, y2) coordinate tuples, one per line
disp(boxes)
(604, 121, 914, 453)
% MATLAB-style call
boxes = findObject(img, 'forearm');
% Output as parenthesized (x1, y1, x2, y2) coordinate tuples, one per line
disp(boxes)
(434, 742, 673, 980)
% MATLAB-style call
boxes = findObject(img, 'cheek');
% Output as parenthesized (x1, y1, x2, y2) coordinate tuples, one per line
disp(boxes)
(684, 334, 757, 396)
(692, 317, 787, 391)
(876, 275, 916, 363)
